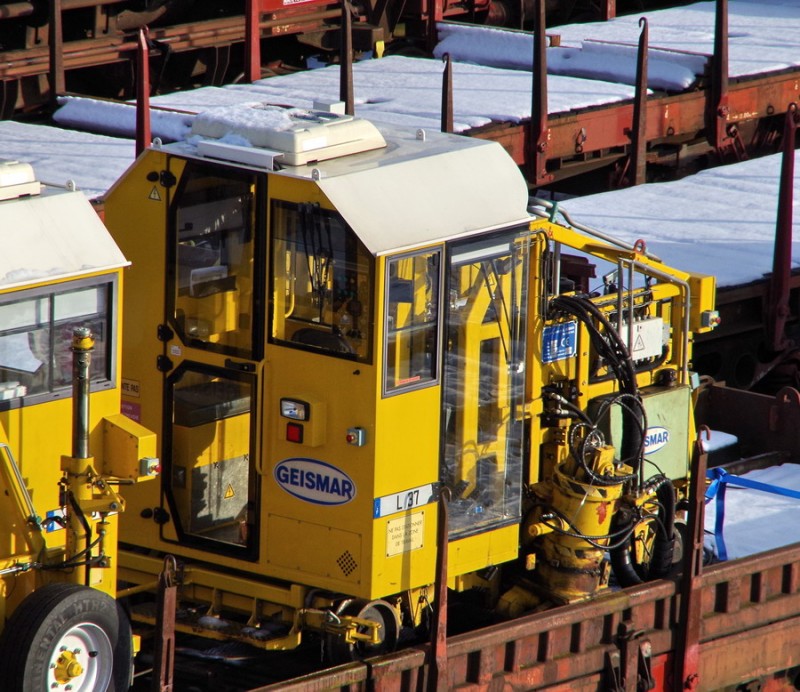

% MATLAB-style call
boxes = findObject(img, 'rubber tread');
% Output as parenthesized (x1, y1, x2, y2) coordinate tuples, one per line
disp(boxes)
(0, 583, 133, 692)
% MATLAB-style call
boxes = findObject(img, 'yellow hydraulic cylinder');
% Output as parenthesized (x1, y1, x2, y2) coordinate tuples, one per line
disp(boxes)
(533, 446, 625, 603)
(60, 328, 121, 595)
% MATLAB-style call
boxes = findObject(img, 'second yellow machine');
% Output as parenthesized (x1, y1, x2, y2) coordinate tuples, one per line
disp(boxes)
(104, 104, 719, 657)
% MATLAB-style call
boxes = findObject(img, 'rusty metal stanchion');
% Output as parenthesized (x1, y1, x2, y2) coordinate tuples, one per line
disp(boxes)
(767, 103, 799, 352)
(711, 0, 731, 154)
(441, 53, 453, 134)
(601, 0, 617, 20)
(428, 488, 450, 691)
(152, 555, 178, 692)
(530, 0, 553, 186)
(49, 0, 65, 101)
(629, 17, 649, 187)
(136, 28, 152, 159)
(340, 0, 354, 115)
(674, 427, 710, 691)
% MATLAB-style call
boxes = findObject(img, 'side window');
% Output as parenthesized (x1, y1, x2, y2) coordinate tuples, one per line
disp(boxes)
(270, 201, 373, 362)
(0, 279, 113, 402)
(171, 162, 258, 358)
(383, 249, 441, 395)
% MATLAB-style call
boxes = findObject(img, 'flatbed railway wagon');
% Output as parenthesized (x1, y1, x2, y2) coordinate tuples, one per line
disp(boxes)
(100, 102, 729, 676)
(1, 96, 800, 690)
(0, 0, 659, 117)
(0, 160, 158, 691)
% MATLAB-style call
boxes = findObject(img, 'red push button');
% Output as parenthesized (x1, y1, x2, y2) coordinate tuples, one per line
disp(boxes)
(286, 422, 304, 443)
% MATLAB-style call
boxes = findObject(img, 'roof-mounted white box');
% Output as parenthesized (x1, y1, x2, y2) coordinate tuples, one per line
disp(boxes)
(0, 160, 41, 201)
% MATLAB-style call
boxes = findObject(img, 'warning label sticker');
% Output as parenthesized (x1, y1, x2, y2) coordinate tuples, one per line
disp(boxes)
(386, 511, 424, 557)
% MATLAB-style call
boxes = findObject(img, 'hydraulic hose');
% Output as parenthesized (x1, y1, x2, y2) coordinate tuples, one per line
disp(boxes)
(609, 475, 676, 586)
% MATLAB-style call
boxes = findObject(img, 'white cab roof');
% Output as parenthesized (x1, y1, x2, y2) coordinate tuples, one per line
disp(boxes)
(184, 120, 531, 256)
(311, 127, 531, 255)
(0, 183, 128, 291)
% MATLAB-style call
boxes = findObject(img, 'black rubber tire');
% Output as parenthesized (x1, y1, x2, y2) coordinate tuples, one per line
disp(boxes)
(0, 583, 133, 692)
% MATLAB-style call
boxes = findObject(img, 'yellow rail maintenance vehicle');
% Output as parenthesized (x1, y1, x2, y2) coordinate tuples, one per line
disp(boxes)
(104, 104, 719, 660)
(0, 160, 158, 690)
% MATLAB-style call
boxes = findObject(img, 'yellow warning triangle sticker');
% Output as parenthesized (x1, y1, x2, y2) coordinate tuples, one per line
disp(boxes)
(224, 484, 235, 499)
(148, 186, 161, 201)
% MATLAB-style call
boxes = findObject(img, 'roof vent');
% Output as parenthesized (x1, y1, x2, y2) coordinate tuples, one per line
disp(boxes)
(191, 104, 386, 166)
(0, 160, 42, 201)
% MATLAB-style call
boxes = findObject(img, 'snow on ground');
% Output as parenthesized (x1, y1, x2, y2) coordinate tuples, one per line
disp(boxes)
(435, 0, 800, 90)
(705, 463, 800, 560)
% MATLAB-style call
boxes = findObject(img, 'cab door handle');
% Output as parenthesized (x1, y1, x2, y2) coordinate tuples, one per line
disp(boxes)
(225, 358, 255, 372)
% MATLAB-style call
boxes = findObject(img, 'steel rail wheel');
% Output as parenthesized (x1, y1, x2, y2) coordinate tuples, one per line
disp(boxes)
(0, 583, 133, 692)
(324, 598, 401, 664)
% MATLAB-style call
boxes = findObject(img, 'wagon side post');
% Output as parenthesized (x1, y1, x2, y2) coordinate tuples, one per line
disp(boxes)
(136, 28, 152, 159)
(710, 0, 731, 154)
(674, 429, 710, 690)
(530, 0, 553, 186)
(629, 17, 649, 187)
(340, 0, 355, 116)
(767, 103, 799, 352)
(245, 0, 262, 83)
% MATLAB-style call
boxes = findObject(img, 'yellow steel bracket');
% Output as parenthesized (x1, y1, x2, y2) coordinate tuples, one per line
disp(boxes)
(530, 218, 718, 335)
(60, 456, 126, 514)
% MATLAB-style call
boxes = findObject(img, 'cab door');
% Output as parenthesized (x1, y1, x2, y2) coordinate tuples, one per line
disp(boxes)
(159, 157, 265, 558)
(441, 229, 530, 538)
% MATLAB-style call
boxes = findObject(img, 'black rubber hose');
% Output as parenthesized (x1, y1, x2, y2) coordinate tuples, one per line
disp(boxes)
(609, 475, 676, 586)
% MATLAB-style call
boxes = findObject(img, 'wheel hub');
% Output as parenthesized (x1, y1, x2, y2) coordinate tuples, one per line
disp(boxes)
(46, 622, 113, 691)
(53, 650, 84, 684)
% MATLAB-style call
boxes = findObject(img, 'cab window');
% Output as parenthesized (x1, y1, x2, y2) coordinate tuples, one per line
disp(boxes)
(270, 201, 372, 362)
(383, 249, 441, 395)
(0, 277, 115, 403)
(170, 162, 260, 358)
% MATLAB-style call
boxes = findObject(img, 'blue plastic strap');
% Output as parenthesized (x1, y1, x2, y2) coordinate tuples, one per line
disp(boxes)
(705, 467, 800, 561)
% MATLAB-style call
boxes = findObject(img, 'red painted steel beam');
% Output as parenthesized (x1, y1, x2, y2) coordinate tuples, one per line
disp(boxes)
(471, 71, 800, 180)
(0, 9, 349, 81)
(245, 0, 261, 83)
